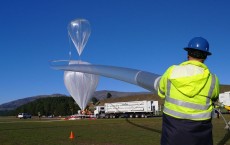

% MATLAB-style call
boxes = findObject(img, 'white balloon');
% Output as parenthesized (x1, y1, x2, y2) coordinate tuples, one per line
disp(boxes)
(67, 19, 91, 56)
(64, 60, 99, 110)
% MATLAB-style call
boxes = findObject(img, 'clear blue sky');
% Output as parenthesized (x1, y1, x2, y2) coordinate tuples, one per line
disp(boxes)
(0, 0, 230, 104)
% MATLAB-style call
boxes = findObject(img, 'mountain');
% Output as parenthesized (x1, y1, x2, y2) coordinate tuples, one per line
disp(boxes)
(220, 84, 230, 93)
(93, 90, 153, 100)
(98, 93, 164, 106)
(0, 91, 153, 111)
(0, 94, 68, 111)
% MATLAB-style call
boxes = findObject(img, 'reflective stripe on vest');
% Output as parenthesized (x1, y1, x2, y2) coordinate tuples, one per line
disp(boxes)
(163, 74, 216, 119)
(164, 107, 212, 119)
(159, 87, 165, 96)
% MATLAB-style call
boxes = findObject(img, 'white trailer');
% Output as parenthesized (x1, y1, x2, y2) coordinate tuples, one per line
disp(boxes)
(219, 92, 230, 106)
(94, 100, 159, 119)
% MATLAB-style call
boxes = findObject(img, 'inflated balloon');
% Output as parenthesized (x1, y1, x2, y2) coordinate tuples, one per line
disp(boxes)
(64, 60, 99, 110)
(68, 19, 91, 56)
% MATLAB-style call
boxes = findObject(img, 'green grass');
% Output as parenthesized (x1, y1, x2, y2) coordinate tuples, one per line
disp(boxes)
(0, 116, 230, 145)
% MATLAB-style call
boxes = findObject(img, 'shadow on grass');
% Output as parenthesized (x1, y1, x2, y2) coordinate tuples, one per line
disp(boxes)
(217, 130, 230, 145)
(125, 118, 161, 134)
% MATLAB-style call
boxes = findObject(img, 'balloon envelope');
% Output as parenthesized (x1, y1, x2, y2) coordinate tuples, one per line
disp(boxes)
(68, 19, 91, 56)
(64, 60, 99, 110)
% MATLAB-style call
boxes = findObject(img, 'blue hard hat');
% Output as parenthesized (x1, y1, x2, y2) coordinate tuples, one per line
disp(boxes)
(184, 37, 211, 55)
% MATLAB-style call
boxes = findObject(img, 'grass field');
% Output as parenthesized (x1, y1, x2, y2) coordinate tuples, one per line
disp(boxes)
(1, 116, 230, 145)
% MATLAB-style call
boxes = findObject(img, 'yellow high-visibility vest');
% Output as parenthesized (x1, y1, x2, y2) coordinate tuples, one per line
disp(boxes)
(158, 60, 219, 121)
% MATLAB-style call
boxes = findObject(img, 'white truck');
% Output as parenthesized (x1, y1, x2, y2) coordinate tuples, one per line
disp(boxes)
(17, 113, 32, 119)
(94, 100, 160, 119)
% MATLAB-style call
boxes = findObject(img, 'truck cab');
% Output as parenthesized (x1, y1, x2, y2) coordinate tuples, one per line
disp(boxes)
(94, 106, 106, 118)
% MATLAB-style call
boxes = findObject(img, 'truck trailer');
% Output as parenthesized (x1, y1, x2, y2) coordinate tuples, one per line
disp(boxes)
(94, 100, 160, 119)
(219, 92, 230, 106)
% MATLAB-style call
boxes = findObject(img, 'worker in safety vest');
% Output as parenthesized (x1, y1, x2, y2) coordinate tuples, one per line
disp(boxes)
(157, 37, 219, 145)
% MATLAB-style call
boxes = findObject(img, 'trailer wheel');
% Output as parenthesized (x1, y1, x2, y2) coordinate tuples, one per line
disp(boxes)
(135, 114, 139, 118)
(129, 114, 133, 118)
(141, 114, 145, 118)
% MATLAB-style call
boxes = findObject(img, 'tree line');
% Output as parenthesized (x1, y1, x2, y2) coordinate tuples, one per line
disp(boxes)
(1, 96, 80, 116)
(0, 92, 112, 116)
(17, 96, 81, 116)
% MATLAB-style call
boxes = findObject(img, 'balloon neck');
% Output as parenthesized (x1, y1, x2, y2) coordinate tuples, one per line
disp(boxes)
(78, 55, 82, 61)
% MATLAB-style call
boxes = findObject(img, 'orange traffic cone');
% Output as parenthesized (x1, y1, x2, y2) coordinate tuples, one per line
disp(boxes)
(69, 131, 75, 139)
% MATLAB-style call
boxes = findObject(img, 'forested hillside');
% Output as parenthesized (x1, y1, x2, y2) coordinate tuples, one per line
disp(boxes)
(8, 96, 80, 116)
